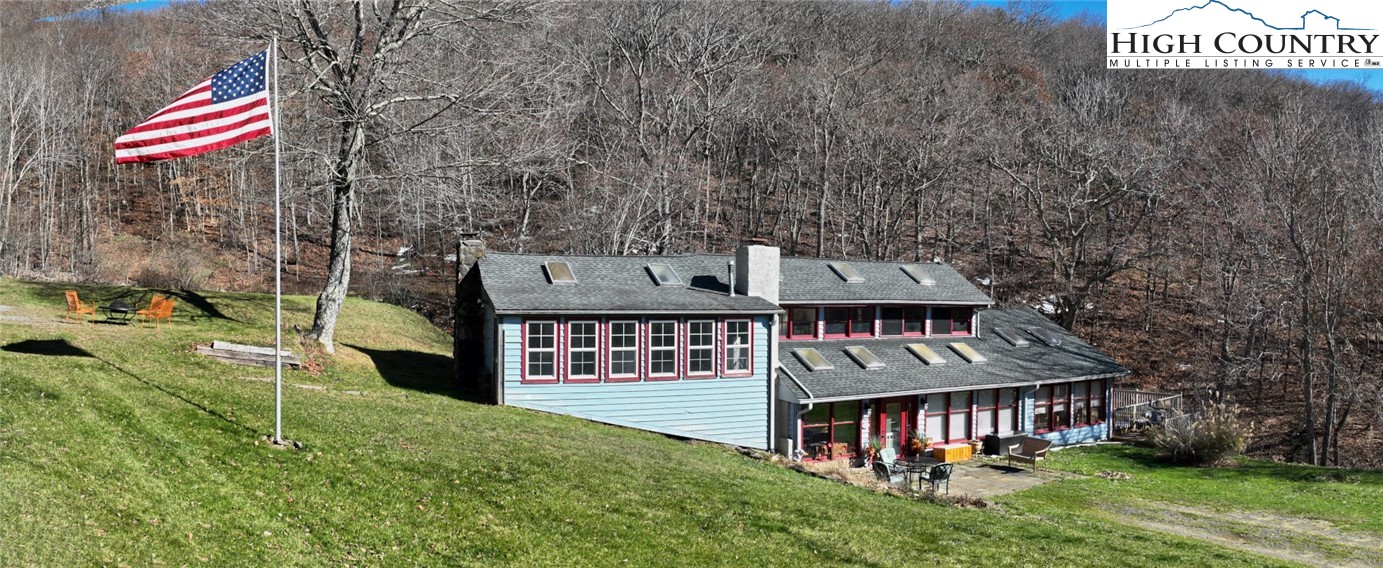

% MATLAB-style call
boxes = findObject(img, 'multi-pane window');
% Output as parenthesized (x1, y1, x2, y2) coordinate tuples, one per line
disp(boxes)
(825, 306, 872, 338)
(567, 321, 598, 380)
(932, 307, 973, 335)
(687, 320, 716, 376)
(649, 320, 678, 377)
(525, 321, 557, 380)
(725, 320, 751, 373)
(925, 392, 971, 444)
(1036, 383, 1071, 432)
(881, 306, 926, 336)
(1076, 380, 1106, 426)
(823, 307, 850, 337)
(787, 307, 816, 339)
(1035, 385, 1052, 432)
(608, 320, 639, 379)
(801, 402, 860, 460)
(976, 388, 1020, 436)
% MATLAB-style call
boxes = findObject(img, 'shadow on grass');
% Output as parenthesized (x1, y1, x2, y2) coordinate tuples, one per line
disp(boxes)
(91, 354, 260, 437)
(343, 343, 483, 402)
(165, 290, 239, 322)
(2, 339, 94, 358)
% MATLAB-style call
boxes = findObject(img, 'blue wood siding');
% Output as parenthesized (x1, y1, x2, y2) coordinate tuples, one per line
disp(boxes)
(499, 315, 771, 449)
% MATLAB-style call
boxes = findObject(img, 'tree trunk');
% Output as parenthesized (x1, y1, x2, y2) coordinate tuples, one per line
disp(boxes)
(307, 122, 364, 352)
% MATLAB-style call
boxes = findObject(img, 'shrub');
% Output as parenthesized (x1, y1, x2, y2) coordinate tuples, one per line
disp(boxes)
(1149, 401, 1250, 466)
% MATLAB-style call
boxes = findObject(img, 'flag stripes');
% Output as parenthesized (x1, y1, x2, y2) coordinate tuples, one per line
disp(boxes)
(114, 50, 271, 164)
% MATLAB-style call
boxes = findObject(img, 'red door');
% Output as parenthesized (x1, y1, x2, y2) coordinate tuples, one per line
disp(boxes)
(874, 397, 916, 457)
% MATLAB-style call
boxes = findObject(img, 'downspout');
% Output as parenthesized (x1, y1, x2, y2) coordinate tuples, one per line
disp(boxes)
(768, 311, 778, 452)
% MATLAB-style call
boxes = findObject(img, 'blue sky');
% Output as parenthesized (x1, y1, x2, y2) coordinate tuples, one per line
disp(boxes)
(969, 0, 1383, 93)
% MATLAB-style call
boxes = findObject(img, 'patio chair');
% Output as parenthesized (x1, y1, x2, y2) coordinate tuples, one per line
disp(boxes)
(924, 463, 954, 495)
(139, 297, 176, 328)
(872, 448, 912, 486)
(64, 290, 96, 323)
(135, 295, 166, 321)
(1006, 437, 1052, 473)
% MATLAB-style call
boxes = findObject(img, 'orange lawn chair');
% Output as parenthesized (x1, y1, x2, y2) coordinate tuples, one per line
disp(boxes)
(135, 295, 166, 322)
(140, 298, 176, 329)
(64, 290, 96, 323)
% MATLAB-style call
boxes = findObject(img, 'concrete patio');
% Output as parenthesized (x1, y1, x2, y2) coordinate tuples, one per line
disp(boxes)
(798, 454, 1080, 501)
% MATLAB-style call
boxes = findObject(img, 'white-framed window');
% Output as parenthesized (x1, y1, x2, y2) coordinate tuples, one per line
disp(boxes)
(649, 320, 678, 378)
(525, 320, 557, 381)
(567, 321, 599, 381)
(608, 320, 640, 380)
(687, 320, 716, 377)
(724, 319, 751, 374)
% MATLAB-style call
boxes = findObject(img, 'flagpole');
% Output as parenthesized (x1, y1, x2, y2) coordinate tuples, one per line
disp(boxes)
(271, 35, 284, 444)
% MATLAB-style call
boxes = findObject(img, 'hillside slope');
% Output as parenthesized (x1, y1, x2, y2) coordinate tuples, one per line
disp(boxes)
(0, 279, 1372, 566)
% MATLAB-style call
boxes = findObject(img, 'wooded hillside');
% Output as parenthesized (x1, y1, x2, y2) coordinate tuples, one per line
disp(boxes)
(2, 0, 1379, 467)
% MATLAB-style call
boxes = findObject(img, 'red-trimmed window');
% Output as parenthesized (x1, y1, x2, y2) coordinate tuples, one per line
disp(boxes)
(975, 388, 1020, 436)
(800, 402, 861, 460)
(925, 392, 972, 444)
(524, 320, 557, 382)
(824, 306, 872, 338)
(785, 307, 817, 339)
(823, 307, 848, 338)
(1035, 383, 1071, 432)
(648, 320, 678, 379)
(1089, 380, 1106, 425)
(686, 320, 716, 378)
(566, 320, 600, 383)
(607, 320, 640, 381)
(930, 307, 973, 335)
(880, 306, 926, 336)
(724, 319, 752, 376)
(1075, 380, 1106, 426)
(849, 306, 873, 336)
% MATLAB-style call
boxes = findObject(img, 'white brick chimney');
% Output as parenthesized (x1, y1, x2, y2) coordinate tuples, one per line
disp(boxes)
(735, 244, 780, 304)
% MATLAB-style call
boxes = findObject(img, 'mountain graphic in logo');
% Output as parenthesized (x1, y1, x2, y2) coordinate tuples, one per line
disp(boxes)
(1124, 1, 1373, 31)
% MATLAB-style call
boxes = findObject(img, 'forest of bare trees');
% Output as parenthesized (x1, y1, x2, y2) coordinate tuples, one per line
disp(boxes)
(1, 0, 1380, 467)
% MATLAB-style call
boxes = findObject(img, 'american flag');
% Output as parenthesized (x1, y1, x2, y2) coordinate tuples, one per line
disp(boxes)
(115, 50, 272, 164)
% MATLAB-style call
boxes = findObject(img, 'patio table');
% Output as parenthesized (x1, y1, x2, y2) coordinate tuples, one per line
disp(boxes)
(895, 457, 939, 492)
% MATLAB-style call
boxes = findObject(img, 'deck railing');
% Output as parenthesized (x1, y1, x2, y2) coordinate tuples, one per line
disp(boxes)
(1112, 389, 1184, 436)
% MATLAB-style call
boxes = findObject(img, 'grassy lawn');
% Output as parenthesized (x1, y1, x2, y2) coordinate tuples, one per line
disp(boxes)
(1020, 444, 1383, 536)
(0, 278, 1341, 566)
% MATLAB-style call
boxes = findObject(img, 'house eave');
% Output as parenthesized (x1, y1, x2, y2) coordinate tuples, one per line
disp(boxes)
(789, 371, 1130, 404)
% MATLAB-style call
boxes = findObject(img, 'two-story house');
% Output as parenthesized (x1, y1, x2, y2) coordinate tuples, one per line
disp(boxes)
(455, 244, 1129, 459)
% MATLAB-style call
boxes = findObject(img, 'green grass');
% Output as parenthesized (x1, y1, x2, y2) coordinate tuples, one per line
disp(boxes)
(0, 278, 1357, 566)
(1016, 443, 1383, 536)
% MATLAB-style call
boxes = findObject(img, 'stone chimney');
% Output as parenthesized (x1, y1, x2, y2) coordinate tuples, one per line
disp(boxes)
(734, 244, 780, 304)
(457, 237, 487, 284)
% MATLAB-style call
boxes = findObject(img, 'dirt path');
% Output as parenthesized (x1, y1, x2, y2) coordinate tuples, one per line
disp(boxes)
(1112, 499, 1383, 567)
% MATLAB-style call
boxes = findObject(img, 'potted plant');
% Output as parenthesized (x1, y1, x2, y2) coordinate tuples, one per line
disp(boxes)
(906, 429, 927, 456)
(864, 437, 883, 465)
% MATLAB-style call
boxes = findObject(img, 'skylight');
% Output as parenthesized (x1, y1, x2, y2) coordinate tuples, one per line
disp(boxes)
(843, 346, 885, 370)
(905, 343, 946, 366)
(544, 261, 576, 285)
(900, 265, 936, 286)
(1028, 327, 1063, 347)
(646, 263, 683, 287)
(993, 327, 1029, 347)
(827, 261, 864, 283)
(949, 342, 987, 364)
(793, 348, 834, 371)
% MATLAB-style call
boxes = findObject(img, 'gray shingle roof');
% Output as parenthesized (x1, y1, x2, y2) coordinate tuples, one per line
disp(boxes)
(779, 257, 992, 304)
(778, 308, 1128, 402)
(478, 253, 780, 314)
